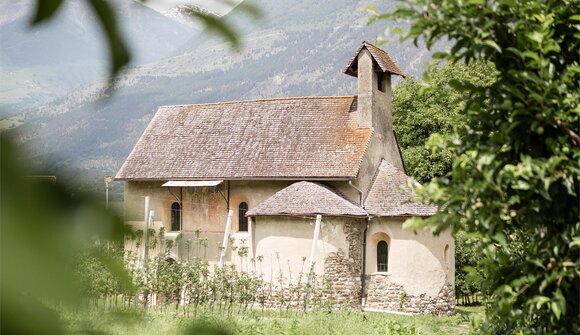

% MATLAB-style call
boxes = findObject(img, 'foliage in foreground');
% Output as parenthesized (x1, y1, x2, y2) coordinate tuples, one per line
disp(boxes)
(0, 137, 132, 334)
(371, 0, 579, 333)
(1, 2, 262, 333)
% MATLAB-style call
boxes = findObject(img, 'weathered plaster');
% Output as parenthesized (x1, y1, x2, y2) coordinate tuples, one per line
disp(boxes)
(365, 217, 454, 297)
(253, 216, 364, 283)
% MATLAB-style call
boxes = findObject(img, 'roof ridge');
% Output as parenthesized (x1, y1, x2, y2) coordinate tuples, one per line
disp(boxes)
(247, 180, 367, 217)
(362, 40, 379, 48)
(158, 96, 356, 109)
(297, 180, 351, 200)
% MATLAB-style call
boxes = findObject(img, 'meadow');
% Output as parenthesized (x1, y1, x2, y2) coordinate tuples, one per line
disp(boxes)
(63, 305, 483, 335)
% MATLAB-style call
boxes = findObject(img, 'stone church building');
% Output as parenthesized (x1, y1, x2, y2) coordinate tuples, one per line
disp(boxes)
(116, 41, 455, 315)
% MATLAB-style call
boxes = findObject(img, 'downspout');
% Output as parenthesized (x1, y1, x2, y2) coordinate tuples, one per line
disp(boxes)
(361, 217, 369, 308)
(227, 180, 230, 212)
(348, 180, 368, 308)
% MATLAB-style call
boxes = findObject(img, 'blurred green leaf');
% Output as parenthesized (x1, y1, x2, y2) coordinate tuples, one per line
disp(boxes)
(87, 0, 131, 77)
(1, 134, 132, 333)
(188, 10, 241, 49)
(31, 0, 63, 24)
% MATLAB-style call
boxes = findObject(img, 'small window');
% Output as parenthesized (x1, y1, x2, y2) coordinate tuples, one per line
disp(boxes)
(171, 202, 181, 231)
(377, 73, 387, 92)
(377, 240, 389, 272)
(238, 202, 248, 232)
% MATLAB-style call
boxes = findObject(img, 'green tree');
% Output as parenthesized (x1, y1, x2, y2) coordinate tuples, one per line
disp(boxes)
(393, 61, 496, 183)
(370, 0, 579, 333)
(454, 231, 484, 305)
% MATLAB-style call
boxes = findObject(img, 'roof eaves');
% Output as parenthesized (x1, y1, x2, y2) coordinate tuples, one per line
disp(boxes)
(115, 108, 165, 180)
(367, 212, 434, 218)
(114, 176, 354, 182)
(247, 212, 368, 218)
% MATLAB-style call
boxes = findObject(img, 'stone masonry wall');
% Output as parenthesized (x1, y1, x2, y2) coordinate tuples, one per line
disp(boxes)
(365, 273, 455, 316)
(321, 221, 365, 308)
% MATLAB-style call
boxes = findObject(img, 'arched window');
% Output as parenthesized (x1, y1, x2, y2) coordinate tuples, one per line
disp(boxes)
(238, 202, 248, 232)
(377, 240, 389, 272)
(171, 202, 181, 231)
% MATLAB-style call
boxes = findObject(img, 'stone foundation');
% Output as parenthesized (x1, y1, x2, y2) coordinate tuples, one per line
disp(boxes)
(322, 250, 361, 308)
(364, 273, 455, 315)
(321, 221, 365, 308)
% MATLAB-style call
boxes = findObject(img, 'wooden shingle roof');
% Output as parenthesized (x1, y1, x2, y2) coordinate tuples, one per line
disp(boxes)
(246, 181, 367, 218)
(116, 96, 372, 180)
(344, 41, 405, 77)
(365, 160, 436, 217)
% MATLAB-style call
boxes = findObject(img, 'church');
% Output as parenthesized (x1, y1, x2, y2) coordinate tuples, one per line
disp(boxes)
(116, 41, 455, 315)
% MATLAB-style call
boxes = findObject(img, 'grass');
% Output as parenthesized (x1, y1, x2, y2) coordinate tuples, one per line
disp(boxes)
(62, 304, 484, 335)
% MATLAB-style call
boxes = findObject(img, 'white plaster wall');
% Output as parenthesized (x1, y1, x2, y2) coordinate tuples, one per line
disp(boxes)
(253, 216, 352, 283)
(365, 217, 454, 297)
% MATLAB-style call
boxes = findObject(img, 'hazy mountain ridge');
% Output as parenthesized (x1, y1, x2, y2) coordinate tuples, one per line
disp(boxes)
(163, 4, 219, 28)
(0, 0, 198, 115)
(8, 0, 435, 196)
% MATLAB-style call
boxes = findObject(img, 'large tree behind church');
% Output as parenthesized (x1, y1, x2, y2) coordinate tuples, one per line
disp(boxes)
(392, 61, 496, 183)
(371, 0, 579, 333)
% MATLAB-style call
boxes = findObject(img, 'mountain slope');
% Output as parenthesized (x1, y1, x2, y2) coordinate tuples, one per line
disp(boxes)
(0, 0, 198, 114)
(11, 0, 435, 196)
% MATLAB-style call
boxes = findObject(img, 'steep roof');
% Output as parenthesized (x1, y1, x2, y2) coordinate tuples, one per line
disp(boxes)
(246, 181, 367, 217)
(344, 41, 405, 77)
(116, 96, 372, 180)
(365, 160, 436, 217)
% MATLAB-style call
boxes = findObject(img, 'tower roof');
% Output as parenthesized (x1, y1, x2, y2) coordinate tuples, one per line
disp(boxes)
(344, 41, 405, 77)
